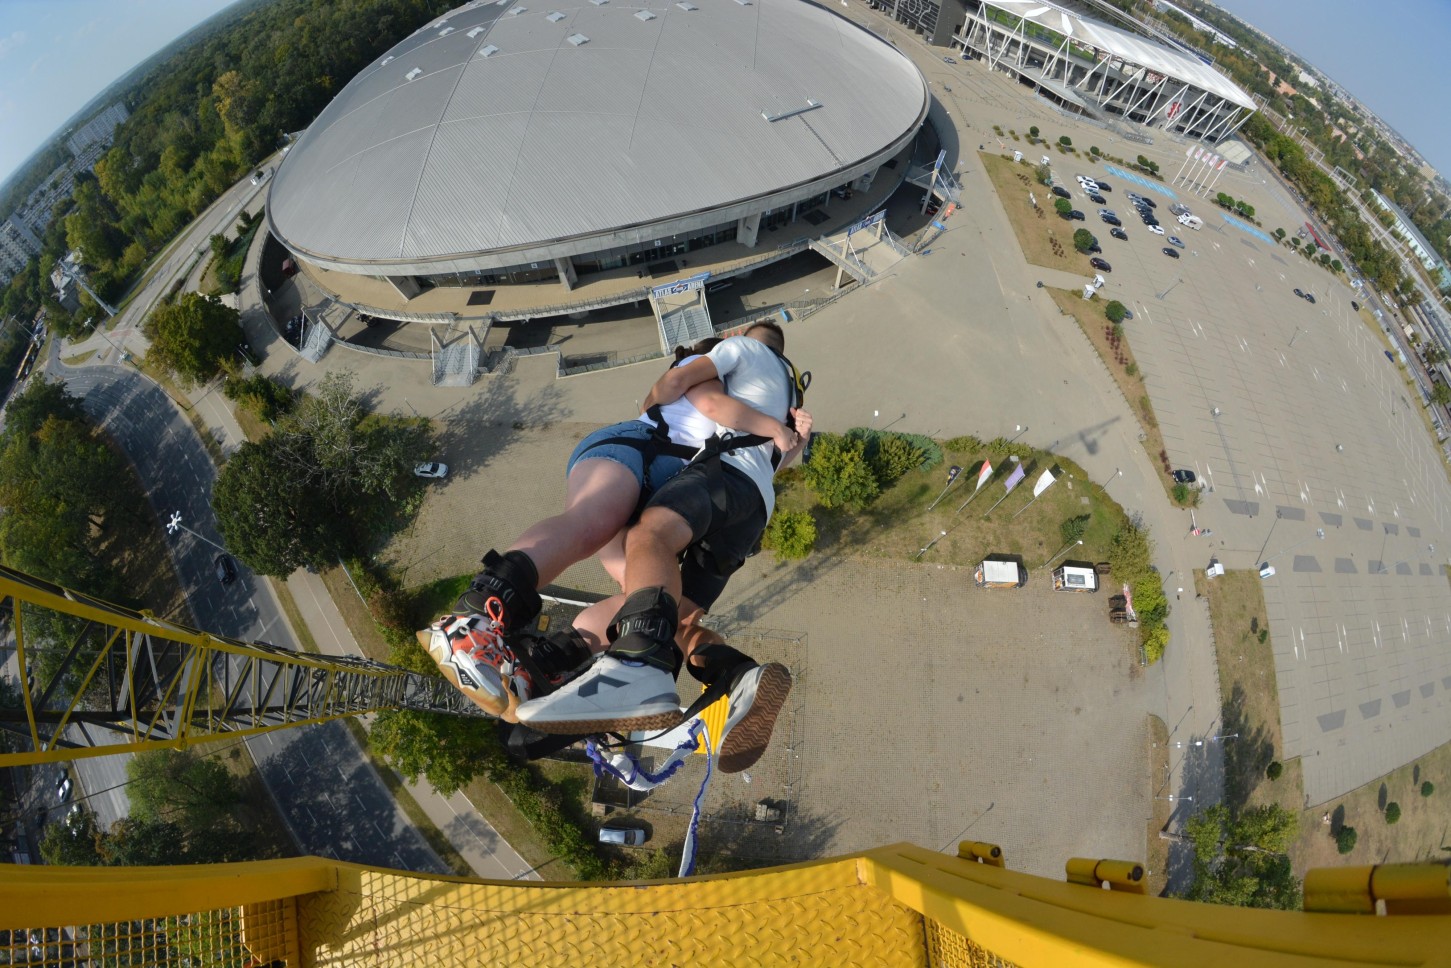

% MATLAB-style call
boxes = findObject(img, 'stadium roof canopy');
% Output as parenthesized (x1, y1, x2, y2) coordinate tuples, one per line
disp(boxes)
(986, 0, 1255, 110)
(269, 0, 927, 269)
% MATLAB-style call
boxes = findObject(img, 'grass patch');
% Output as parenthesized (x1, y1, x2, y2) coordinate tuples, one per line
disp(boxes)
(61, 350, 96, 366)
(232, 404, 271, 443)
(1193, 568, 1296, 815)
(1146, 713, 1171, 896)
(1047, 287, 1184, 505)
(340, 717, 475, 877)
(1291, 744, 1451, 874)
(979, 152, 1091, 275)
(319, 564, 393, 665)
(774, 442, 1126, 572)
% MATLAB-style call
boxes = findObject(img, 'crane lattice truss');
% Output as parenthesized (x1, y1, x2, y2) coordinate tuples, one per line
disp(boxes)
(0, 565, 480, 768)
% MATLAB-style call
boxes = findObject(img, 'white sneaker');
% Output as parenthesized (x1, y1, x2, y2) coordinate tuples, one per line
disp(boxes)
(718, 662, 792, 774)
(514, 655, 683, 735)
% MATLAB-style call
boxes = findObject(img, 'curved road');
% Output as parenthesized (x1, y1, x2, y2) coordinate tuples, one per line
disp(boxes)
(54, 360, 448, 873)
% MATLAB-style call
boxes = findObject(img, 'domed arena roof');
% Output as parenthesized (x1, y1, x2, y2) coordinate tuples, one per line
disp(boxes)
(267, 0, 928, 271)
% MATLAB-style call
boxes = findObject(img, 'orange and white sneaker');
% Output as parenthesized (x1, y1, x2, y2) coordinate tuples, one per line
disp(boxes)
(418, 599, 542, 721)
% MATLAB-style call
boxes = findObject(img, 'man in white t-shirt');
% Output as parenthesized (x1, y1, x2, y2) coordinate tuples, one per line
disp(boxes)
(516, 322, 812, 773)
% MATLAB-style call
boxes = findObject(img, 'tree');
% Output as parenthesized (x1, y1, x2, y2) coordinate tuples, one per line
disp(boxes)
(143, 291, 244, 384)
(1059, 514, 1089, 544)
(128, 749, 243, 831)
(1054, 197, 1073, 217)
(1183, 803, 1302, 909)
(1058, 136, 1072, 147)
(1028, 125, 1040, 140)
(1431, 384, 1451, 408)
(370, 709, 500, 797)
(213, 435, 344, 575)
(1034, 163, 1052, 186)
(1384, 802, 1401, 824)
(1336, 825, 1357, 854)
(802, 433, 878, 510)
(762, 509, 817, 560)
(1422, 781, 1435, 797)
(1331, 259, 1342, 273)
(1266, 761, 1283, 780)
(1072, 228, 1095, 253)
(1105, 300, 1127, 323)
(1273, 227, 1286, 240)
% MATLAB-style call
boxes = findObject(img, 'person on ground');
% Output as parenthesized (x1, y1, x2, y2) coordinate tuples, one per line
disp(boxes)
(513, 322, 811, 773)
(421, 333, 798, 721)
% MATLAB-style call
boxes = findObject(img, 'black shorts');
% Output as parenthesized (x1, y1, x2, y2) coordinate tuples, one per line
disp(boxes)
(643, 460, 766, 611)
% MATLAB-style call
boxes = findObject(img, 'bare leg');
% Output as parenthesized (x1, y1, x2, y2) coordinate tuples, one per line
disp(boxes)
(508, 459, 640, 586)
(621, 505, 696, 600)
(571, 594, 707, 655)
(597, 530, 628, 590)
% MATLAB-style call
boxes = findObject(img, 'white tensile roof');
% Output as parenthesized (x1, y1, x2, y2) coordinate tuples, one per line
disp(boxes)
(986, 0, 1254, 111)
(269, 0, 927, 267)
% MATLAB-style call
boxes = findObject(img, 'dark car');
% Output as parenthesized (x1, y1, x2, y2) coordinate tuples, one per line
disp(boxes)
(1068, 210, 1086, 221)
(1304, 293, 1316, 304)
(1171, 469, 1197, 484)
(1138, 196, 1157, 209)
(1087, 192, 1106, 205)
(1101, 214, 1121, 226)
(1351, 300, 1361, 311)
(1293, 288, 1304, 298)
(1096, 181, 1112, 192)
(1162, 247, 1180, 258)
(1090, 257, 1112, 272)
(1086, 241, 1102, 254)
(1051, 185, 1072, 199)
(214, 553, 237, 585)
(1109, 227, 1128, 241)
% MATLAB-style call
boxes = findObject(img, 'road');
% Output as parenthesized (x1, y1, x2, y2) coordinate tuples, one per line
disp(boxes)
(50, 360, 449, 873)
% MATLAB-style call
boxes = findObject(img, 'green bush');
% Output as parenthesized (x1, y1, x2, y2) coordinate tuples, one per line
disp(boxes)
(1266, 761, 1283, 781)
(1060, 514, 1089, 544)
(1422, 781, 1435, 797)
(802, 433, 879, 510)
(1335, 826, 1357, 854)
(1384, 802, 1400, 824)
(1029, 125, 1039, 139)
(1072, 228, 1095, 253)
(1257, 627, 1269, 644)
(1105, 300, 1127, 323)
(1143, 626, 1169, 664)
(1054, 197, 1073, 216)
(945, 434, 984, 453)
(1058, 135, 1072, 147)
(762, 509, 817, 560)
(1125, 362, 1138, 377)
(1172, 482, 1192, 504)
(1034, 163, 1052, 186)
(223, 372, 295, 423)
(1090, 146, 1101, 156)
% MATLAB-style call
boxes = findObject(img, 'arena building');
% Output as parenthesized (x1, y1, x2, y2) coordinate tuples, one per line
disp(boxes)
(265, 0, 930, 328)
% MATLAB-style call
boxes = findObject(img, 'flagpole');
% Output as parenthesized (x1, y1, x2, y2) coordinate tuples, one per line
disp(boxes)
(981, 490, 1015, 518)
(1010, 493, 1043, 520)
(927, 465, 963, 511)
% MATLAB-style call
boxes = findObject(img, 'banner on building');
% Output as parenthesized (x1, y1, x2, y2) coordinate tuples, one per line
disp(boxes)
(651, 271, 712, 299)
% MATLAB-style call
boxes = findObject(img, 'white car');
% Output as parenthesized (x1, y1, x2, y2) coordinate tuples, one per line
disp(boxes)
(413, 462, 449, 479)
(1147, 224, 1166, 236)
(56, 775, 72, 802)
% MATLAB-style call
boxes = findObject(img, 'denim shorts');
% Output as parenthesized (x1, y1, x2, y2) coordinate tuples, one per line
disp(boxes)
(567, 420, 690, 496)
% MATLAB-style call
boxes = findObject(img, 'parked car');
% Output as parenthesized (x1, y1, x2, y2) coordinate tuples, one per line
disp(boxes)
(1304, 293, 1316, 304)
(1147, 225, 1166, 236)
(1168, 236, 1186, 248)
(414, 461, 449, 479)
(1087, 192, 1106, 205)
(1086, 240, 1102, 254)
(1171, 469, 1197, 484)
(56, 775, 72, 803)
(1100, 214, 1121, 226)
(214, 554, 237, 586)
(1090, 258, 1112, 272)
(1051, 185, 1072, 199)
(942, 55, 956, 64)
(599, 824, 649, 846)
(1122, 308, 1134, 320)
(1095, 181, 1112, 192)
(1351, 300, 1360, 311)
(1109, 227, 1128, 241)
(1138, 196, 1157, 209)
(1293, 288, 1304, 298)
(1067, 210, 1085, 221)
(1162, 246, 1180, 258)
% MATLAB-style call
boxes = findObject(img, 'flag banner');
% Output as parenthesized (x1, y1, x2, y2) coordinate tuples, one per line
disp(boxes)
(1193, 145, 1204, 161)
(975, 460, 993, 492)
(1002, 463, 1027, 494)
(1186, 144, 1196, 157)
(947, 465, 962, 483)
(1216, 158, 1227, 170)
(1032, 466, 1058, 498)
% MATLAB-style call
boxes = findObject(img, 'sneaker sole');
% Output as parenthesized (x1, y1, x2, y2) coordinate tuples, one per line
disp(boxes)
(719, 663, 792, 774)
(420, 628, 515, 719)
(522, 709, 685, 736)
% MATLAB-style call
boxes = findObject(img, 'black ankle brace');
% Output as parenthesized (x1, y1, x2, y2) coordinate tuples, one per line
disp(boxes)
(527, 627, 592, 677)
(606, 587, 681, 674)
(455, 549, 542, 627)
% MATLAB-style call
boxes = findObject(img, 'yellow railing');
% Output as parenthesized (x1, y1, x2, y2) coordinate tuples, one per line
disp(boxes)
(4, 844, 1449, 967)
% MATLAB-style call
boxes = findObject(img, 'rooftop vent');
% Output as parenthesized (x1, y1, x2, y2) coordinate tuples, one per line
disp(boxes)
(405, 67, 424, 81)
(676, 1, 698, 9)
(763, 99, 822, 122)
(547, 10, 566, 21)
(566, 32, 589, 45)
(634, 10, 656, 20)
(478, 44, 501, 57)
(467, 26, 484, 37)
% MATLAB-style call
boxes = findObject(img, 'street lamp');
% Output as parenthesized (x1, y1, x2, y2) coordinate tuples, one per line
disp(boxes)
(1262, 528, 1326, 566)
(165, 512, 227, 554)
(1154, 794, 1194, 804)
(1044, 539, 1082, 569)
(1094, 468, 1121, 496)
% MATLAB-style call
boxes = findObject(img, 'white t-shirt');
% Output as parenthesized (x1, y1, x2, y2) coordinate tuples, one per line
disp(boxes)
(706, 336, 792, 518)
(636, 354, 716, 446)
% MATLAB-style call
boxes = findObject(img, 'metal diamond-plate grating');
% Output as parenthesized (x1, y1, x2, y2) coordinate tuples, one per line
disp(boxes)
(926, 920, 1021, 968)
(1, 909, 262, 967)
(298, 866, 929, 968)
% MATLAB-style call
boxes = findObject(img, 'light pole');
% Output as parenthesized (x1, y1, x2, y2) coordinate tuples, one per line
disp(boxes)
(1094, 468, 1121, 496)
(1008, 423, 1028, 443)
(1262, 528, 1326, 567)
(1044, 539, 1082, 569)
(1154, 794, 1193, 804)
(165, 512, 227, 554)
(914, 530, 948, 561)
